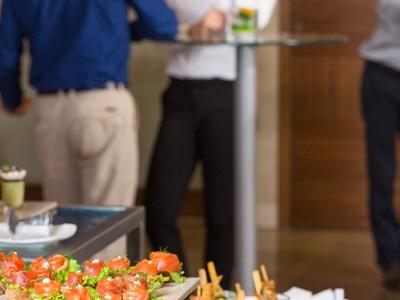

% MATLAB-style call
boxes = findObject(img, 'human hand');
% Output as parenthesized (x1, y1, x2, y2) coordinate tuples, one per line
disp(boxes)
(189, 9, 226, 37)
(0, 97, 33, 116)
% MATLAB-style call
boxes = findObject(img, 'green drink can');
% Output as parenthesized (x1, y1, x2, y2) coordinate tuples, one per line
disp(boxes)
(0, 166, 27, 209)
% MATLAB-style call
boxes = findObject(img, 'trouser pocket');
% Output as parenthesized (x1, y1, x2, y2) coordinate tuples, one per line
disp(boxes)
(68, 111, 122, 160)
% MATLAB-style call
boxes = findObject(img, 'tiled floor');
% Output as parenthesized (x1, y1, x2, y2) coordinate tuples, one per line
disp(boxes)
(178, 217, 400, 300)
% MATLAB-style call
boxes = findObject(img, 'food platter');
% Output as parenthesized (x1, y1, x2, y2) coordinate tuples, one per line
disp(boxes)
(0, 251, 188, 299)
(0, 279, 200, 300)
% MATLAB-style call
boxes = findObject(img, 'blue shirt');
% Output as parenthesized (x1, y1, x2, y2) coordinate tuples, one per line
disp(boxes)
(0, 0, 177, 110)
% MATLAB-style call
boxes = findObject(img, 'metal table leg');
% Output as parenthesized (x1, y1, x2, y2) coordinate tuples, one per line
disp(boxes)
(127, 229, 139, 261)
(234, 45, 257, 293)
(127, 217, 146, 261)
(138, 217, 146, 259)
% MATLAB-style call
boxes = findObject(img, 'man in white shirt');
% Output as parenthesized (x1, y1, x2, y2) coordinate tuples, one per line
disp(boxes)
(145, 0, 276, 287)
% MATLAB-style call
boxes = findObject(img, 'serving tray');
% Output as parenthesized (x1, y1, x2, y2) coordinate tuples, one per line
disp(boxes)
(0, 278, 200, 300)
(156, 277, 199, 300)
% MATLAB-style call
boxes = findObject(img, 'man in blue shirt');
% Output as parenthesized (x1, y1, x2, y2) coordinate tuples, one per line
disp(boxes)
(0, 0, 177, 229)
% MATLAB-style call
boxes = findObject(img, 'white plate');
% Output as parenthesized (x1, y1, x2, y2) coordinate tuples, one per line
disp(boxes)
(0, 223, 77, 246)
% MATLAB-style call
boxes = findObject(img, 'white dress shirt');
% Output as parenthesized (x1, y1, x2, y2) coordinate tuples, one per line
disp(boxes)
(360, 0, 400, 72)
(165, 0, 277, 80)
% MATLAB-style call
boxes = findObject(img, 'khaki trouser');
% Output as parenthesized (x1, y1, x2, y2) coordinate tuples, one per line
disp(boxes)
(34, 88, 138, 259)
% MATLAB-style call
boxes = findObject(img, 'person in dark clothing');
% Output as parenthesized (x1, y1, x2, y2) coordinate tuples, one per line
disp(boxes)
(145, 0, 276, 288)
(360, 0, 400, 291)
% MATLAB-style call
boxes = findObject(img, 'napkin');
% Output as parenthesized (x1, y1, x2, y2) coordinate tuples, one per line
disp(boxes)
(311, 289, 347, 300)
(284, 287, 313, 300)
(334, 289, 345, 300)
(312, 289, 335, 300)
(284, 287, 347, 300)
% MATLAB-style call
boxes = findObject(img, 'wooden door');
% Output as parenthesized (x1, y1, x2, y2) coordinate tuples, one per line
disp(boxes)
(280, 0, 377, 228)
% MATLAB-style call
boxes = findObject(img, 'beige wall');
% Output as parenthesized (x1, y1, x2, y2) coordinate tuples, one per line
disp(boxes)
(0, 49, 41, 184)
(256, 7, 280, 228)
(0, 6, 280, 227)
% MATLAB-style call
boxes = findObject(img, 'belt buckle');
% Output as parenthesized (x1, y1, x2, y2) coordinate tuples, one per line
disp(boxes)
(105, 81, 117, 89)
(105, 81, 125, 90)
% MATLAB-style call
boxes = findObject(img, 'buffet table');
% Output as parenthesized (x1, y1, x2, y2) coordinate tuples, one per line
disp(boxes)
(0, 205, 145, 263)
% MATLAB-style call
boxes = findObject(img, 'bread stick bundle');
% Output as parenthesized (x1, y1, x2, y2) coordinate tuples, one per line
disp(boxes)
(190, 262, 225, 300)
(252, 265, 277, 300)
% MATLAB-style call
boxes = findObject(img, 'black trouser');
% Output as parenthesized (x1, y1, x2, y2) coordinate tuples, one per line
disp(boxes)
(145, 78, 234, 287)
(362, 61, 400, 270)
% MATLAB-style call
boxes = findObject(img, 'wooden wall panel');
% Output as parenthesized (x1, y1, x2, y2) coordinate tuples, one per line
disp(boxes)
(280, 0, 377, 228)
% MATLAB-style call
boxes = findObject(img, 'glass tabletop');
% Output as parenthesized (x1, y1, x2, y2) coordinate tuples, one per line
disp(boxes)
(1, 206, 126, 260)
(157, 31, 349, 47)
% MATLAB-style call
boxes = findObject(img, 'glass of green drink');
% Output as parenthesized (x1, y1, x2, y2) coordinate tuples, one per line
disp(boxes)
(0, 166, 27, 209)
(232, 6, 258, 33)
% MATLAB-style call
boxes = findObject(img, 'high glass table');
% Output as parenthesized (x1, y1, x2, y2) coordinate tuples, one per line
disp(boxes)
(156, 31, 348, 292)
(0, 205, 145, 263)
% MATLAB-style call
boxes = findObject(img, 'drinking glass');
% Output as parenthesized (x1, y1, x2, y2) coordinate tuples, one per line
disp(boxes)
(1, 179, 25, 209)
(231, 1, 258, 33)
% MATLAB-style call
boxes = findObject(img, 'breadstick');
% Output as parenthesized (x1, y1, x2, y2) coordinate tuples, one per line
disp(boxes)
(207, 262, 218, 284)
(252, 270, 262, 295)
(236, 290, 245, 300)
(207, 261, 223, 286)
(199, 268, 208, 286)
(235, 283, 245, 300)
(260, 264, 269, 281)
